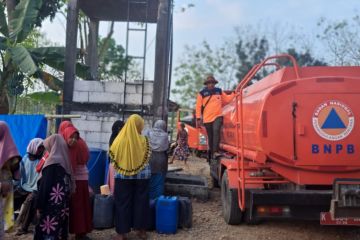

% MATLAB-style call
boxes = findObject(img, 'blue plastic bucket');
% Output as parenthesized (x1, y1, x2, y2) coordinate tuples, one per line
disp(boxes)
(88, 148, 107, 194)
(156, 196, 179, 234)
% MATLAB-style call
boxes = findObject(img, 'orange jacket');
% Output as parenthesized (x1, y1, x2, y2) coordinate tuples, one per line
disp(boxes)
(195, 87, 234, 123)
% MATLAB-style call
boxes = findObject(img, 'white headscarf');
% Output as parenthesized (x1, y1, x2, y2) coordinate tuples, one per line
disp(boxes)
(26, 138, 44, 155)
(143, 120, 169, 152)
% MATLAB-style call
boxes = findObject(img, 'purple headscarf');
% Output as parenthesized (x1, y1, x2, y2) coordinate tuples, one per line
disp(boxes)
(0, 121, 20, 168)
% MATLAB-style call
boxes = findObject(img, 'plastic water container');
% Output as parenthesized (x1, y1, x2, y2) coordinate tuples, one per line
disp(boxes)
(156, 196, 179, 234)
(178, 196, 193, 228)
(93, 194, 114, 229)
(88, 148, 107, 194)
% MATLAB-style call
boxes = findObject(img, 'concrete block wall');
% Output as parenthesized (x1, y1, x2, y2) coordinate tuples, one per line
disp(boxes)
(70, 111, 119, 150)
(70, 80, 154, 151)
(73, 80, 153, 104)
(70, 111, 153, 151)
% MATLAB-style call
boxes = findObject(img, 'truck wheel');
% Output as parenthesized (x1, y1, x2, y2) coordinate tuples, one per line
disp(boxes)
(221, 170, 242, 225)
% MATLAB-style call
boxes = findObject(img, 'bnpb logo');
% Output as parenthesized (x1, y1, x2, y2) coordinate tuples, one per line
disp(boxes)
(312, 100, 354, 141)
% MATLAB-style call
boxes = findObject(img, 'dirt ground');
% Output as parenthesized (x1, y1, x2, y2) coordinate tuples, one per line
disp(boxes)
(6, 155, 360, 240)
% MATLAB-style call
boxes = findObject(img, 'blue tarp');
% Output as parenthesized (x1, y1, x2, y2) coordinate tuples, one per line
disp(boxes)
(0, 115, 47, 156)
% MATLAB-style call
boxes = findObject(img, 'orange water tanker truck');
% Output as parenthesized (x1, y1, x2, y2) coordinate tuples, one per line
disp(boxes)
(212, 54, 360, 226)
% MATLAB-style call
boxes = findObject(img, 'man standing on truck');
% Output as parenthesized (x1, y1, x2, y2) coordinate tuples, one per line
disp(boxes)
(195, 75, 234, 160)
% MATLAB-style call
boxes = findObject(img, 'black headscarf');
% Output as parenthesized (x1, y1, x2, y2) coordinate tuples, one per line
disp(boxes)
(109, 120, 125, 147)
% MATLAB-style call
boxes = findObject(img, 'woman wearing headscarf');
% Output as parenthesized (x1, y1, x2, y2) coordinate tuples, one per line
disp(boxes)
(143, 120, 169, 199)
(34, 134, 73, 240)
(0, 121, 21, 238)
(32, 119, 72, 175)
(15, 138, 45, 235)
(58, 119, 73, 134)
(109, 120, 125, 146)
(109, 114, 151, 240)
(107, 120, 125, 194)
(59, 121, 92, 240)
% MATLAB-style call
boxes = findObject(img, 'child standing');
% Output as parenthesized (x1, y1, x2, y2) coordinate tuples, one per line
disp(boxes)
(169, 123, 190, 165)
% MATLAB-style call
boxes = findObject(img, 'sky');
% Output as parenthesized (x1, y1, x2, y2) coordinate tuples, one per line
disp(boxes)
(41, 0, 360, 88)
(173, 0, 359, 46)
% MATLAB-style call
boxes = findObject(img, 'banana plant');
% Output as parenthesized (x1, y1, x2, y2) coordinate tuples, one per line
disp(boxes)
(0, 0, 90, 114)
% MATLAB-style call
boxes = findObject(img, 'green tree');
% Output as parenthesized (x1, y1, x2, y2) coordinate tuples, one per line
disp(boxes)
(171, 41, 237, 107)
(172, 32, 328, 108)
(36, 0, 65, 27)
(0, 0, 90, 114)
(98, 37, 131, 80)
(278, 48, 327, 67)
(235, 36, 269, 82)
(235, 34, 327, 85)
(317, 16, 360, 65)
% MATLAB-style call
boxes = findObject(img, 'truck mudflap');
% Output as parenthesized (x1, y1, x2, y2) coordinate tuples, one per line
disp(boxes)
(320, 212, 360, 226)
(320, 178, 360, 226)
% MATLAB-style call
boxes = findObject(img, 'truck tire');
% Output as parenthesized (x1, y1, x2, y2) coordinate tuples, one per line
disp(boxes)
(221, 170, 242, 225)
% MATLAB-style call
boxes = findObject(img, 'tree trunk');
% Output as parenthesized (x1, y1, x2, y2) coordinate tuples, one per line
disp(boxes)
(0, 89, 9, 114)
(98, 21, 115, 63)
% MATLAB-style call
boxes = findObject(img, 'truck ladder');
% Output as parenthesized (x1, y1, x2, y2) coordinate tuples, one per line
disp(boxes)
(234, 54, 300, 211)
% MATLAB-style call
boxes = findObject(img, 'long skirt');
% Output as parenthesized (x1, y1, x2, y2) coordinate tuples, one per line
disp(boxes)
(34, 179, 70, 239)
(69, 180, 92, 235)
(173, 144, 190, 161)
(149, 173, 165, 200)
(114, 178, 150, 234)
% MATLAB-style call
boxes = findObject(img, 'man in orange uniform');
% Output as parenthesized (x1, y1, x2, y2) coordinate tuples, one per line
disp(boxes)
(196, 75, 234, 159)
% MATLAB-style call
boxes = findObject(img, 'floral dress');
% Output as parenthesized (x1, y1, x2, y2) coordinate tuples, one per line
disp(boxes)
(34, 164, 71, 240)
(173, 129, 190, 161)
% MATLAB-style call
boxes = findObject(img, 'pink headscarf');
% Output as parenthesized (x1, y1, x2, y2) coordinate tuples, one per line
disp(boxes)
(0, 121, 20, 169)
(43, 134, 75, 192)
(43, 134, 73, 176)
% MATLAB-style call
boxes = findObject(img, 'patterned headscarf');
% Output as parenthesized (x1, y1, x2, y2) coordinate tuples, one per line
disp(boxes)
(109, 114, 150, 176)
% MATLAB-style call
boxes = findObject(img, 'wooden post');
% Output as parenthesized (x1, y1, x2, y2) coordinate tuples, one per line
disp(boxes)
(63, 0, 79, 114)
(87, 18, 99, 80)
(153, 0, 172, 120)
